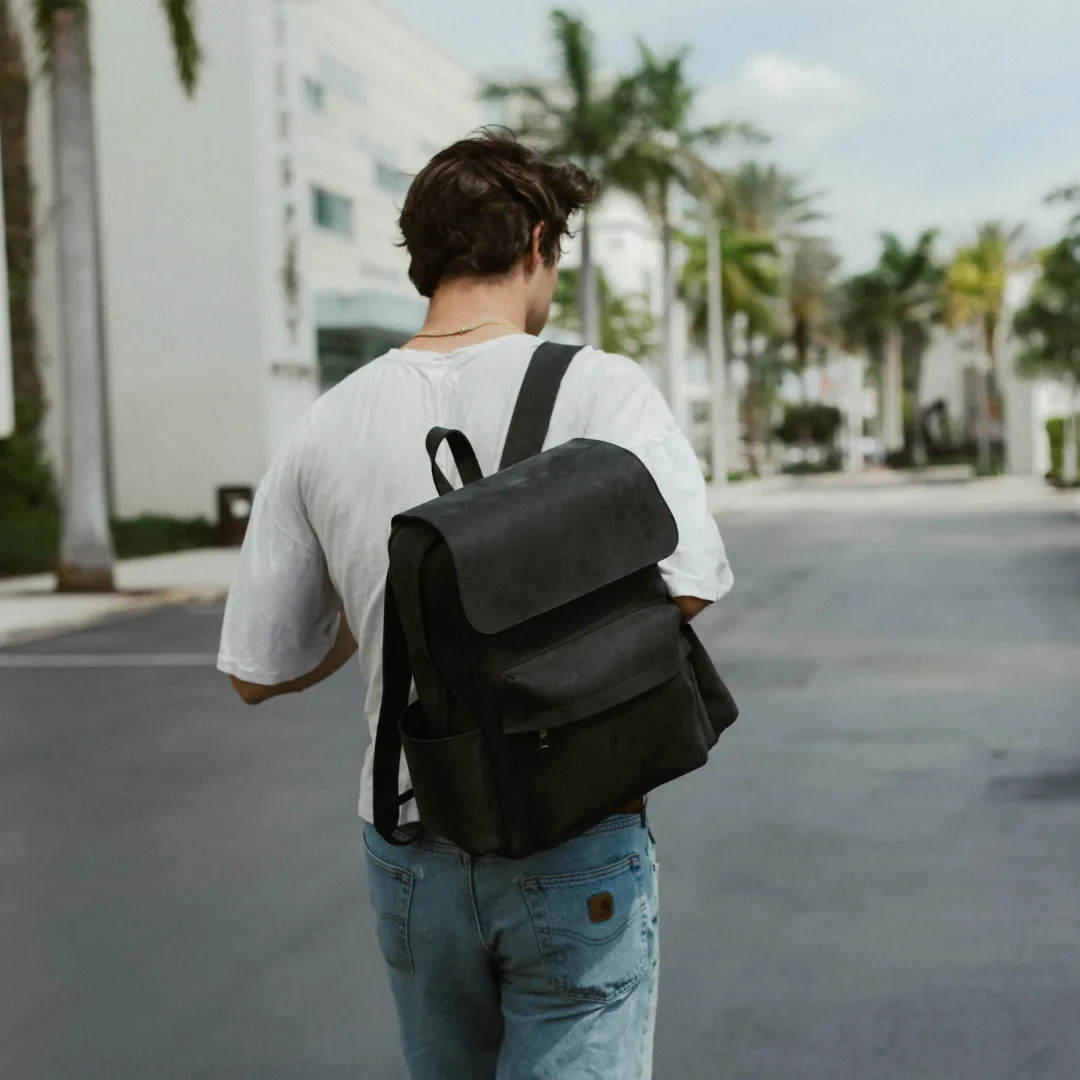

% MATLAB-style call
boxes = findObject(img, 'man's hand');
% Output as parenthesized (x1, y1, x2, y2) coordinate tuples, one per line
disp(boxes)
(229, 614, 358, 706)
(669, 596, 712, 622)
(674, 595, 711, 621)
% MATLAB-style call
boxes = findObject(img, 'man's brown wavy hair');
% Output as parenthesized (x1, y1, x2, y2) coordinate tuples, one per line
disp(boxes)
(398, 128, 599, 298)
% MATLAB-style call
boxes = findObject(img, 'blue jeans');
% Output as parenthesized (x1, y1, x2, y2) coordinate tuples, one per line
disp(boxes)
(362, 812, 660, 1080)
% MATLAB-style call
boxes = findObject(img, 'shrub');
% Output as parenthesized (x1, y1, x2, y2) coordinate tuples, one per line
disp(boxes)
(0, 512, 217, 577)
(1045, 416, 1080, 482)
(775, 404, 842, 446)
(0, 433, 57, 517)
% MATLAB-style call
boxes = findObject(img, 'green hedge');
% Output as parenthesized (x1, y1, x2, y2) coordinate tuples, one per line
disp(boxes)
(1046, 416, 1080, 482)
(775, 404, 843, 446)
(0, 513, 217, 577)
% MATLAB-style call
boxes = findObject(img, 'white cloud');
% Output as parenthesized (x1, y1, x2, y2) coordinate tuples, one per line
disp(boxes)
(701, 53, 866, 148)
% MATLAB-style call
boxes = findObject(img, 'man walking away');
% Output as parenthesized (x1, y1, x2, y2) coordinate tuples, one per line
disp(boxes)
(218, 129, 734, 1080)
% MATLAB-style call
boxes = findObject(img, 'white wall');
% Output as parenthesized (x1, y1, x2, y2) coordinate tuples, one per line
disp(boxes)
(562, 191, 663, 317)
(920, 326, 974, 429)
(1005, 372, 1073, 477)
(90, 0, 268, 518)
(252, 0, 318, 466)
(298, 0, 482, 303)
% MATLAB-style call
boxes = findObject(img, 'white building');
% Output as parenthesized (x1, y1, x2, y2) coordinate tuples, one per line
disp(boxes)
(559, 190, 716, 458)
(11, 0, 481, 519)
(919, 269, 1071, 476)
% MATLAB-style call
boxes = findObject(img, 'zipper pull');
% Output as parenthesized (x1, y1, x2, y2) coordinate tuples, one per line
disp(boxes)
(538, 730, 549, 749)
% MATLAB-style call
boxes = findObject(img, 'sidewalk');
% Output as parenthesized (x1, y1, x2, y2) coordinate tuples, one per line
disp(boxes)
(709, 471, 1070, 516)
(0, 548, 240, 647)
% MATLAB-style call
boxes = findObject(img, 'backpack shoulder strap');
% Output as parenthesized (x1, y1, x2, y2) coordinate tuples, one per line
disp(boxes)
(499, 341, 585, 469)
(372, 572, 418, 845)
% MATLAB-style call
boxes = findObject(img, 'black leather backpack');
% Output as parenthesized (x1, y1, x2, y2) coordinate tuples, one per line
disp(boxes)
(373, 342, 738, 858)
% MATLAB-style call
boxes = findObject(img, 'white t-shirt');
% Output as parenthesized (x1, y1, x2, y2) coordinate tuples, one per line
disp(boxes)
(218, 334, 734, 822)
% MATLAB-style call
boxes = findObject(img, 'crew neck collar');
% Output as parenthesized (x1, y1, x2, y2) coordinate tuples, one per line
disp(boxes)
(393, 333, 534, 361)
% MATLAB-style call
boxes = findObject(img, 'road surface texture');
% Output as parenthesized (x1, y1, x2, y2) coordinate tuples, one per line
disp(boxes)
(3, 491, 1080, 1078)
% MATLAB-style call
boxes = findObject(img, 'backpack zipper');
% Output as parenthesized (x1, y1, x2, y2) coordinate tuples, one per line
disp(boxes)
(538, 730, 549, 749)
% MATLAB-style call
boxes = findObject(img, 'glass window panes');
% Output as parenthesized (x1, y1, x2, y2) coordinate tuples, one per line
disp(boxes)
(317, 329, 406, 391)
(304, 78, 327, 112)
(313, 187, 352, 234)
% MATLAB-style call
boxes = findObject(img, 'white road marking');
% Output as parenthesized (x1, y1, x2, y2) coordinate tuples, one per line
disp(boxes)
(0, 654, 218, 668)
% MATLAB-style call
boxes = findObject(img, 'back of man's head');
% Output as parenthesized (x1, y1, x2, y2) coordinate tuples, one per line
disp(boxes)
(398, 128, 599, 299)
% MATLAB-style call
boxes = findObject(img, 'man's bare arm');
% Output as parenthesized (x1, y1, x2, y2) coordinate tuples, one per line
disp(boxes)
(675, 596, 711, 621)
(229, 615, 358, 706)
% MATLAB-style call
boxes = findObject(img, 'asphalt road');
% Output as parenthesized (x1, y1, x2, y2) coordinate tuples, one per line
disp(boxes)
(3, 496, 1080, 1078)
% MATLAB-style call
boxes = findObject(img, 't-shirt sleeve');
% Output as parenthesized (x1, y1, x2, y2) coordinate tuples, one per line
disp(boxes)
(580, 351, 734, 603)
(217, 417, 342, 685)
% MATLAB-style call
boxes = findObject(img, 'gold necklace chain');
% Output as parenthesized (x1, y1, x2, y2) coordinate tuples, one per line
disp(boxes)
(411, 319, 523, 339)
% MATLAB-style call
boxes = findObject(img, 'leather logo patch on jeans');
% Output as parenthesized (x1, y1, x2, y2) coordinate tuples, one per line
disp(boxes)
(588, 891, 615, 923)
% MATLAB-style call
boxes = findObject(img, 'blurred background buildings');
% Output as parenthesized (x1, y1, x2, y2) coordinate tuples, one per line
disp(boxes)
(1, 0, 1077, 548)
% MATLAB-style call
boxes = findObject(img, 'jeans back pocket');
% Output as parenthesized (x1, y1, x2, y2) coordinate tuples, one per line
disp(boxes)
(363, 838, 415, 973)
(521, 854, 650, 1003)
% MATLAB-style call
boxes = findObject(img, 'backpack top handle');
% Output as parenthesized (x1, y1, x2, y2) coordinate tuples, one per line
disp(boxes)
(426, 427, 484, 495)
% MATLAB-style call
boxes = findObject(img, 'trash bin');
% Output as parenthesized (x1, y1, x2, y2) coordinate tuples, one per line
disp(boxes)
(217, 485, 254, 547)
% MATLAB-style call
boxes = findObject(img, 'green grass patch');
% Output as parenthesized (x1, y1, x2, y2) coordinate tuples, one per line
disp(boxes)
(0, 512, 217, 577)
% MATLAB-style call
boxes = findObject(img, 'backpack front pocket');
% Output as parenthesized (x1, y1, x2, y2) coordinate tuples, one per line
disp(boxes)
(497, 601, 687, 736)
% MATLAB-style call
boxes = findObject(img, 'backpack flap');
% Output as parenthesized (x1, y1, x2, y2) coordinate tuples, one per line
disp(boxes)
(393, 438, 679, 635)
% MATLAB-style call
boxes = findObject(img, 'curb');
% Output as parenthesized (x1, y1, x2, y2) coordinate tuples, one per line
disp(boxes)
(0, 585, 229, 649)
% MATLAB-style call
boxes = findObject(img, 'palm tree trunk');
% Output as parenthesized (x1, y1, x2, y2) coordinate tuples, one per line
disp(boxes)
(578, 211, 600, 348)
(659, 184, 676, 410)
(972, 368, 993, 474)
(742, 336, 761, 477)
(974, 336, 994, 475)
(882, 328, 904, 455)
(910, 346, 928, 468)
(706, 217, 726, 486)
(52, 9, 115, 591)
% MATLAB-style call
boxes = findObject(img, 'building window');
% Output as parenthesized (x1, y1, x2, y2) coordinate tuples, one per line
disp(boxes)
(312, 186, 352, 235)
(375, 161, 413, 197)
(318, 329, 406, 391)
(304, 78, 327, 112)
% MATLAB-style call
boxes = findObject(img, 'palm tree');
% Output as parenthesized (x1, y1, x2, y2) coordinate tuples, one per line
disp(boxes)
(720, 161, 823, 240)
(615, 44, 764, 409)
(34, 1, 200, 591)
(679, 225, 781, 351)
(552, 266, 654, 361)
(788, 236, 841, 378)
(838, 271, 888, 451)
(944, 221, 1029, 474)
(842, 232, 937, 460)
(484, 10, 633, 348)
(714, 162, 829, 408)
(680, 222, 782, 477)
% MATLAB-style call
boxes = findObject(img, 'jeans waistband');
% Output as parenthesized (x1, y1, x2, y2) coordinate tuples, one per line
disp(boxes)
(390, 807, 648, 858)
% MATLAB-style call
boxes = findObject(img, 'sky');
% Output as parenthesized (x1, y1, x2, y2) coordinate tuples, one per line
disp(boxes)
(383, 0, 1080, 272)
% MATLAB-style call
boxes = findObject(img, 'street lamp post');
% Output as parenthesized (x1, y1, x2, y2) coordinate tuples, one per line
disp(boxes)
(656, 131, 680, 419)
(706, 216, 726, 487)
